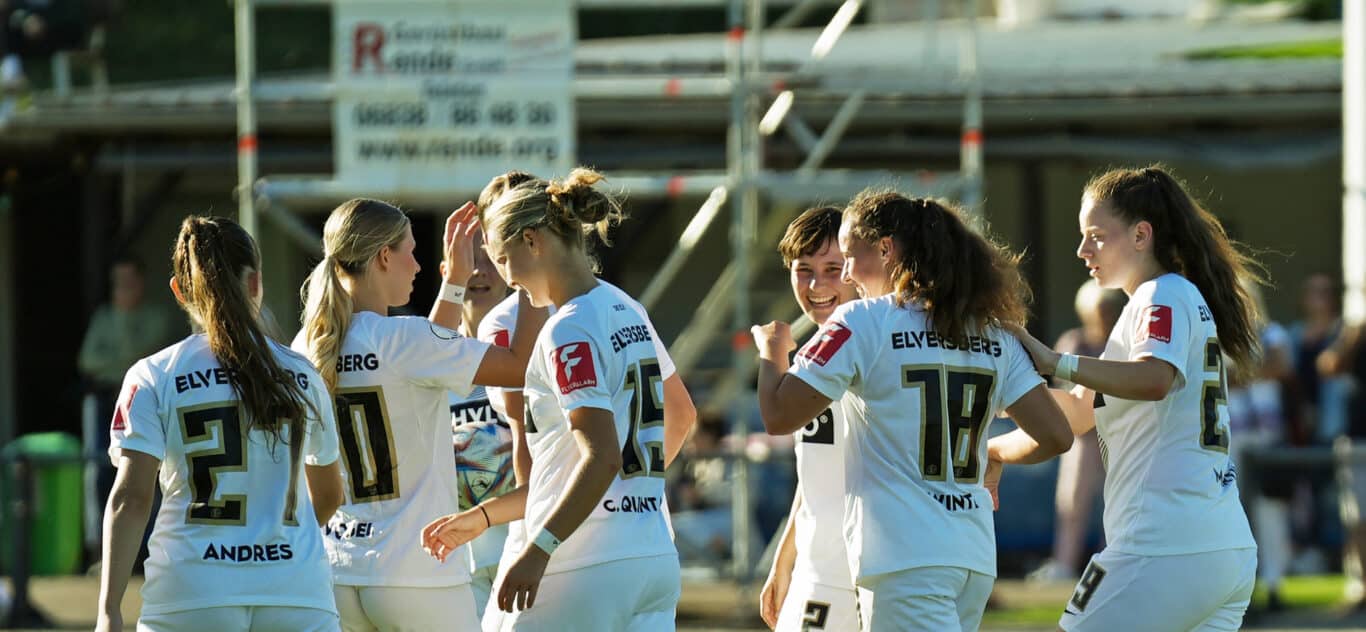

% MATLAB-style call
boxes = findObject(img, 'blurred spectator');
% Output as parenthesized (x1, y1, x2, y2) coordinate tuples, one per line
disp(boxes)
(1288, 274, 1350, 571)
(1, 0, 120, 89)
(1228, 281, 1294, 611)
(1319, 322, 1366, 611)
(76, 254, 182, 559)
(1028, 279, 1125, 582)
(668, 412, 764, 568)
(1291, 274, 1348, 444)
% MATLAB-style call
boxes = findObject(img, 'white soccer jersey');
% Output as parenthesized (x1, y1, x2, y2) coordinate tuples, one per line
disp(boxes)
(108, 334, 339, 616)
(478, 290, 668, 420)
(448, 386, 511, 573)
(791, 360, 855, 590)
(291, 312, 489, 587)
(1094, 273, 1256, 556)
(477, 294, 521, 422)
(522, 282, 678, 575)
(789, 296, 1043, 581)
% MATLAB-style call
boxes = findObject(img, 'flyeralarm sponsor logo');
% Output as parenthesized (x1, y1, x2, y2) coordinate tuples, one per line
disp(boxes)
(553, 342, 597, 394)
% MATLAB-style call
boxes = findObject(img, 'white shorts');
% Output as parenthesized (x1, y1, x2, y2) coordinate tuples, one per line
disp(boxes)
(855, 566, 993, 632)
(138, 606, 339, 632)
(498, 554, 680, 632)
(470, 563, 498, 621)
(1060, 548, 1257, 632)
(334, 584, 479, 632)
(776, 578, 859, 632)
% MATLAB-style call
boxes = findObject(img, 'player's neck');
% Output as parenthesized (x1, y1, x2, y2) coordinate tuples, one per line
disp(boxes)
(546, 258, 598, 307)
(1122, 259, 1168, 297)
(343, 275, 389, 316)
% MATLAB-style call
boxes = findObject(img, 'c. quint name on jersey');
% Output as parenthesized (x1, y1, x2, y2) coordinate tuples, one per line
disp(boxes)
(609, 324, 653, 353)
(930, 491, 981, 512)
(602, 494, 662, 514)
(201, 542, 295, 562)
(891, 331, 1002, 358)
(174, 367, 310, 393)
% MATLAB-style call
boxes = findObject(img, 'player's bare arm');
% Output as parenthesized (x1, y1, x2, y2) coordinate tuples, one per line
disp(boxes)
(474, 291, 550, 387)
(305, 461, 344, 527)
(1009, 323, 1178, 402)
(501, 389, 534, 484)
(760, 493, 801, 629)
(662, 373, 697, 468)
(98, 450, 161, 632)
(752, 320, 834, 434)
(422, 484, 530, 563)
(987, 384, 1075, 467)
(1051, 384, 1098, 436)
(497, 406, 623, 613)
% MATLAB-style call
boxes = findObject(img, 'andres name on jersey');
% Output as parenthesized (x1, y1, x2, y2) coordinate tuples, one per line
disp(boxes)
(891, 331, 1002, 358)
(602, 494, 663, 513)
(800, 408, 835, 445)
(202, 542, 295, 562)
(174, 367, 310, 393)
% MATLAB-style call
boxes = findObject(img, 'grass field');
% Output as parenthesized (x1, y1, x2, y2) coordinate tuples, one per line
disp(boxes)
(1185, 38, 1342, 60)
(5, 573, 1365, 630)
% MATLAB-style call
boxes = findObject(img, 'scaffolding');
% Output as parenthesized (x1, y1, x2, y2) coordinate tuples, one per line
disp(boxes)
(232, 0, 984, 584)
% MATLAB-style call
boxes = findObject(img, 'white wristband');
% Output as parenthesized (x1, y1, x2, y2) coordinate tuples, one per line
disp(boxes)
(1055, 352, 1079, 382)
(438, 282, 466, 305)
(531, 527, 561, 556)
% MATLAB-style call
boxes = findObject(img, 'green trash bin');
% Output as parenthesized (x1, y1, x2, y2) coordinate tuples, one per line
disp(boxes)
(1, 432, 84, 576)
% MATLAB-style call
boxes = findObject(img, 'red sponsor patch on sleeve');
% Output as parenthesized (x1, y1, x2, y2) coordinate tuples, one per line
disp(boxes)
(1137, 305, 1173, 344)
(552, 342, 598, 395)
(491, 329, 510, 348)
(798, 321, 852, 367)
(111, 383, 138, 431)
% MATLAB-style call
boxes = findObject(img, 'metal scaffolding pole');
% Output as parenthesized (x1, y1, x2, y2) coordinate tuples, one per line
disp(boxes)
(727, 0, 760, 584)
(959, 0, 984, 217)
(1346, 0, 1366, 322)
(235, 0, 259, 237)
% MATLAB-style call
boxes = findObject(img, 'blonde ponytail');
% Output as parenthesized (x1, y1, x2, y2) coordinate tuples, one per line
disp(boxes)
(298, 199, 411, 393)
(300, 256, 354, 394)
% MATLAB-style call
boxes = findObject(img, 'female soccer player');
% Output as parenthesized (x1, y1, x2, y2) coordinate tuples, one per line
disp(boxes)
(295, 199, 545, 631)
(421, 169, 684, 631)
(446, 171, 533, 624)
(1002, 165, 1260, 631)
(98, 216, 345, 632)
(446, 229, 515, 621)
(751, 191, 1073, 632)
(758, 206, 861, 631)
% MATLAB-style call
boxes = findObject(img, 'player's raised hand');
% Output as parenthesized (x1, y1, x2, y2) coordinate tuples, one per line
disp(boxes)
(498, 546, 550, 613)
(751, 321, 796, 361)
(442, 202, 480, 285)
(420, 509, 488, 563)
(1003, 323, 1060, 376)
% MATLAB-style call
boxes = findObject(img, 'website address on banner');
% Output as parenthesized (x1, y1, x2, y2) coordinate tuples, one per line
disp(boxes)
(355, 136, 560, 162)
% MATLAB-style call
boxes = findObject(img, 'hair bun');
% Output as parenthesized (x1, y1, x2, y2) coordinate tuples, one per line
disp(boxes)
(547, 168, 612, 224)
